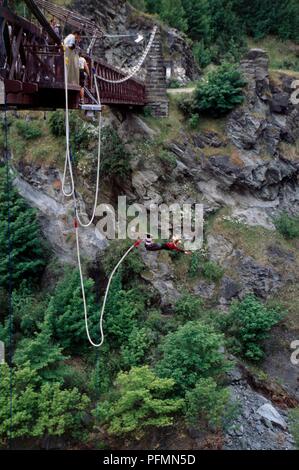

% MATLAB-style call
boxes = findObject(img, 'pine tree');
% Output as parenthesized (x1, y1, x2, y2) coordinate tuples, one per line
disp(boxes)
(0, 167, 46, 290)
(182, 0, 211, 41)
(159, 0, 188, 32)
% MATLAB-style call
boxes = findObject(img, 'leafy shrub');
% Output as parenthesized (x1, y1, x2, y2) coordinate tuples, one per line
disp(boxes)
(184, 377, 230, 428)
(0, 363, 89, 443)
(188, 113, 200, 129)
(168, 79, 182, 89)
(95, 366, 184, 438)
(202, 260, 224, 282)
(45, 269, 98, 353)
(188, 252, 223, 282)
(177, 94, 195, 116)
(174, 294, 204, 321)
(120, 326, 155, 368)
(15, 120, 43, 140)
(101, 126, 131, 179)
(274, 212, 299, 239)
(224, 295, 282, 361)
(158, 150, 177, 169)
(12, 282, 47, 335)
(104, 274, 145, 348)
(193, 41, 213, 69)
(102, 240, 144, 282)
(188, 251, 202, 277)
(48, 110, 65, 137)
(193, 63, 247, 116)
(157, 321, 230, 394)
(48, 110, 90, 148)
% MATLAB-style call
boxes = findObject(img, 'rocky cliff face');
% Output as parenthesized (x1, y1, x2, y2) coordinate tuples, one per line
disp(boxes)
(11, 46, 299, 450)
(71, 0, 200, 83)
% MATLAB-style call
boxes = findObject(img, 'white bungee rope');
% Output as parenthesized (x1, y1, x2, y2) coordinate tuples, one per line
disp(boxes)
(62, 27, 157, 347)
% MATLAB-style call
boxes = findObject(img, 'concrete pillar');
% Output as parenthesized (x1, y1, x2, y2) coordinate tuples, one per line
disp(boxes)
(145, 29, 169, 118)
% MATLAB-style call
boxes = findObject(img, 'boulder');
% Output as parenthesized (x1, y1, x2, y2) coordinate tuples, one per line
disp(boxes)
(256, 403, 287, 430)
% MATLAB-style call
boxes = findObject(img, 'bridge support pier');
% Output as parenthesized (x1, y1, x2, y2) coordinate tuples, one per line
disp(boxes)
(145, 29, 169, 118)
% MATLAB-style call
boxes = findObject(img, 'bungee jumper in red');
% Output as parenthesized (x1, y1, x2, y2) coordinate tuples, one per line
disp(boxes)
(134, 236, 191, 254)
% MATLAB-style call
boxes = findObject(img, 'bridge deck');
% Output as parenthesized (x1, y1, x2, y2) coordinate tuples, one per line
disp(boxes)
(0, 4, 146, 110)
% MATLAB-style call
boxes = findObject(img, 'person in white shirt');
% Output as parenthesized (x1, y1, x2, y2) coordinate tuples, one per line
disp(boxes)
(63, 31, 81, 85)
(78, 53, 90, 103)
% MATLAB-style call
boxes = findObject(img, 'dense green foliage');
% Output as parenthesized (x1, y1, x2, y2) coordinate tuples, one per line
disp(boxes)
(159, 0, 188, 32)
(96, 366, 184, 438)
(15, 120, 43, 140)
(0, 363, 89, 444)
(157, 321, 230, 394)
(193, 63, 247, 116)
(184, 377, 230, 427)
(223, 295, 282, 361)
(274, 212, 299, 239)
(174, 294, 204, 321)
(48, 110, 90, 149)
(141, 0, 299, 66)
(101, 126, 131, 179)
(188, 251, 223, 281)
(45, 269, 98, 353)
(0, 167, 47, 290)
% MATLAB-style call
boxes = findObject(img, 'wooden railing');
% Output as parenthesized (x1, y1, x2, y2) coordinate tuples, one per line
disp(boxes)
(0, 4, 146, 109)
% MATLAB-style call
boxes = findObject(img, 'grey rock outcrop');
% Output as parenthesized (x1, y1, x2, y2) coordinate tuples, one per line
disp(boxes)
(224, 367, 294, 450)
(257, 403, 287, 430)
(14, 170, 107, 263)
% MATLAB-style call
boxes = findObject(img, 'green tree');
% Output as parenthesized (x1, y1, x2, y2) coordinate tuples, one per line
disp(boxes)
(101, 126, 131, 179)
(12, 282, 47, 335)
(224, 295, 282, 361)
(182, 0, 211, 40)
(157, 321, 230, 394)
(13, 320, 68, 381)
(159, 0, 188, 32)
(0, 363, 89, 444)
(184, 377, 230, 428)
(104, 273, 145, 348)
(120, 326, 155, 368)
(233, 0, 299, 42)
(95, 366, 183, 438)
(145, 0, 161, 14)
(174, 294, 204, 321)
(0, 167, 47, 290)
(45, 269, 98, 353)
(193, 62, 246, 116)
